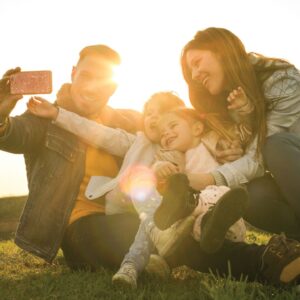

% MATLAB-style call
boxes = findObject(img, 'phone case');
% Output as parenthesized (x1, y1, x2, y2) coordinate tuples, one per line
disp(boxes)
(10, 70, 52, 95)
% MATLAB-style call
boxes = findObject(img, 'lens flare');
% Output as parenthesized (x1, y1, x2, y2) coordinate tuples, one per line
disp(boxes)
(119, 165, 157, 204)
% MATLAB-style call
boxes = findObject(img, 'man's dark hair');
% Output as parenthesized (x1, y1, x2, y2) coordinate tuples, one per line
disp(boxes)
(78, 44, 121, 65)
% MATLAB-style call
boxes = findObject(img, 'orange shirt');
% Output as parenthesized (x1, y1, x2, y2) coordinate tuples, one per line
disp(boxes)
(68, 145, 119, 225)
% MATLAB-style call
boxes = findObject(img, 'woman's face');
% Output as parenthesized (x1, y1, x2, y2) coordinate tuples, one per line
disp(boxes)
(186, 49, 227, 96)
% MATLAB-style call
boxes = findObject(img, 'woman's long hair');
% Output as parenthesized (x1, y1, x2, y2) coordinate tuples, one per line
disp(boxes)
(181, 27, 267, 151)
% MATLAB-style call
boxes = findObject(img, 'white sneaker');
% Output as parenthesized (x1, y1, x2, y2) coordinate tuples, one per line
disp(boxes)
(150, 215, 195, 257)
(145, 254, 171, 279)
(112, 263, 138, 289)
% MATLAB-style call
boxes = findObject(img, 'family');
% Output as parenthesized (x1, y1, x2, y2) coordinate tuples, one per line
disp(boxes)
(0, 27, 300, 289)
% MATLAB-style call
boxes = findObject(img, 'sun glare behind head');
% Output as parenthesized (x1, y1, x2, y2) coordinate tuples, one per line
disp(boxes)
(112, 64, 122, 85)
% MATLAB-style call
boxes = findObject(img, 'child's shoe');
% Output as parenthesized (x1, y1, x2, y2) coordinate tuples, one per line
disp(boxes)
(112, 263, 138, 289)
(154, 173, 199, 230)
(145, 254, 171, 279)
(199, 186, 249, 253)
(150, 215, 195, 257)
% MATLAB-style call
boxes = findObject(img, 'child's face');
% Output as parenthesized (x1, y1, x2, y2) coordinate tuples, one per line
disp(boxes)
(143, 100, 162, 143)
(160, 113, 203, 152)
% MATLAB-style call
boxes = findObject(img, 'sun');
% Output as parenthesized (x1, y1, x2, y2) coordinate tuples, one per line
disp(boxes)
(109, 61, 154, 111)
(109, 53, 186, 112)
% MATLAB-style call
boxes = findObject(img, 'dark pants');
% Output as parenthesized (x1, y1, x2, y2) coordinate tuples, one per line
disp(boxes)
(61, 213, 140, 270)
(61, 212, 266, 281)
(167, 235, 265, 282)
(244, 132, 300, 239)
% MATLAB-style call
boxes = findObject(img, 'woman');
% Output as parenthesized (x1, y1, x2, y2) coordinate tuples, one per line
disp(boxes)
(180, 27, 300, 239)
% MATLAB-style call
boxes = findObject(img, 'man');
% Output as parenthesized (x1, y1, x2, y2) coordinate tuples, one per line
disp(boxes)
(0, 45, 141, 268)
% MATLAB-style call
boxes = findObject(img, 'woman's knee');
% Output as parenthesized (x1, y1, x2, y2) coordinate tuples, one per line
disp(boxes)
(263, 132, 299, 165)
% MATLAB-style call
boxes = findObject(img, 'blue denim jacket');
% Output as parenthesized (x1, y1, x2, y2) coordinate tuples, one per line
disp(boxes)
(0, 111, 86, 262)
(213, 54, 300, 187)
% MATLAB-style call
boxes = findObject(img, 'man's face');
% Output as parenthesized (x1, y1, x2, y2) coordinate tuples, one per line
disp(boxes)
(70, 54, 117, 118)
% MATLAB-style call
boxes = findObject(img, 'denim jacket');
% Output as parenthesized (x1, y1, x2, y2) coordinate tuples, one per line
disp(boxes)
(0, 99, 141, 262)
(0, 111, 86, 262)
(213, 54, 300, 187)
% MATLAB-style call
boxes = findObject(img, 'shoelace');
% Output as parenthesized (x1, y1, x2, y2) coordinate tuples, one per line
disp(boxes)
(119, 264, 137, 277)
(269, 234, 289, 256)
(267, 233, 300, 258)
(260, 233, 300, 281)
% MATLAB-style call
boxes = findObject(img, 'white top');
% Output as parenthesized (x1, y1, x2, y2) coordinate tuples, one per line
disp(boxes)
(55, 108, 160, 201)
(185, 142, 220, 173)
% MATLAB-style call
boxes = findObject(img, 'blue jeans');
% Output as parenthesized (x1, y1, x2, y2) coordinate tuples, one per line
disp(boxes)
(121, 216, 156, 272)
(121, 189, 162, 272)
(244, 132, 300, 239)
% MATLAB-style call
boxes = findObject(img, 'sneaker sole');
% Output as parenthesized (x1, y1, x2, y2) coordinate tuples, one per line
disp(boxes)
(112, 274, 137, 289)
(145, 254, 171, 279)
(154, 174, 193, 230)
(280, 257, 300, 283)
(200, 187, 249, 254)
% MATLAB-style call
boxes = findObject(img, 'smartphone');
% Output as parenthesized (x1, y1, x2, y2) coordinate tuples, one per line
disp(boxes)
(9, 70, 52, 95)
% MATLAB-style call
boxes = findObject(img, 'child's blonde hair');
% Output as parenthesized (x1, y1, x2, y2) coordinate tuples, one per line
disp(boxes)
(143, 91, 185, 115)
(163, 107, 237, 143)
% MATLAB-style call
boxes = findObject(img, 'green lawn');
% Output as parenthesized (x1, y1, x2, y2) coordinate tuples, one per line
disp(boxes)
(1, 235, 300, 299)
(0, 197, 299, 299)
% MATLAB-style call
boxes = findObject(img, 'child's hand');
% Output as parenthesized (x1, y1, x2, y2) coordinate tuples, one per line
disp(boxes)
(227, 87, 254, 114)
(27, 96, 58, 120)
(152, 161, 179, 180)
(155, 149, 185, 172)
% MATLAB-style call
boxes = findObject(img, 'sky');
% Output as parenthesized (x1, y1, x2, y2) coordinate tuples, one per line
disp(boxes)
(0, 0, 300, 196)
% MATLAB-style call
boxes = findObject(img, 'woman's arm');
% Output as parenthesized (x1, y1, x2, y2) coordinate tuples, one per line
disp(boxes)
(187, 136, 264, 190)
(213, 136, 264, 187)
(263, 67, 300, 136)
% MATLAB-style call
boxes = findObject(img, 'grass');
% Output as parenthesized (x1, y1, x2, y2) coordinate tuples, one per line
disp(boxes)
(0, 195, 26, 239)
(0, 197, 299, 299)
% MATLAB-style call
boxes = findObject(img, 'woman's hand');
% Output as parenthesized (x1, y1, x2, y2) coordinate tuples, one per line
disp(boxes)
(27, 96, 58, 120)
(215, 138, 244, 164)
(186, 172, 215, 191)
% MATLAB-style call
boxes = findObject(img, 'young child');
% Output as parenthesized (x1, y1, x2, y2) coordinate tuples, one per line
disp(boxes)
(153, 108, 249, 253)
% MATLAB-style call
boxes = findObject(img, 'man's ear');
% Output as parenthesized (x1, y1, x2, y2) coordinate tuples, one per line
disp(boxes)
(192, 121, 204, 137)
(71, 66, 77, 82)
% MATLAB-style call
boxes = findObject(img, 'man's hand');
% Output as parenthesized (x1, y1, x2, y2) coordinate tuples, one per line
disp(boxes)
(186, 172, 215, 191)
(0, 67, 23, 117)
(215, 138, 244, 164)
(27, 96, 58, 120)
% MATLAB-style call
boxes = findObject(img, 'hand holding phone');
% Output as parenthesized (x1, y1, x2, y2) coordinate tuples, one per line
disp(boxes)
(9, 70, 52, 95)
(0, 67, 23, 118)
